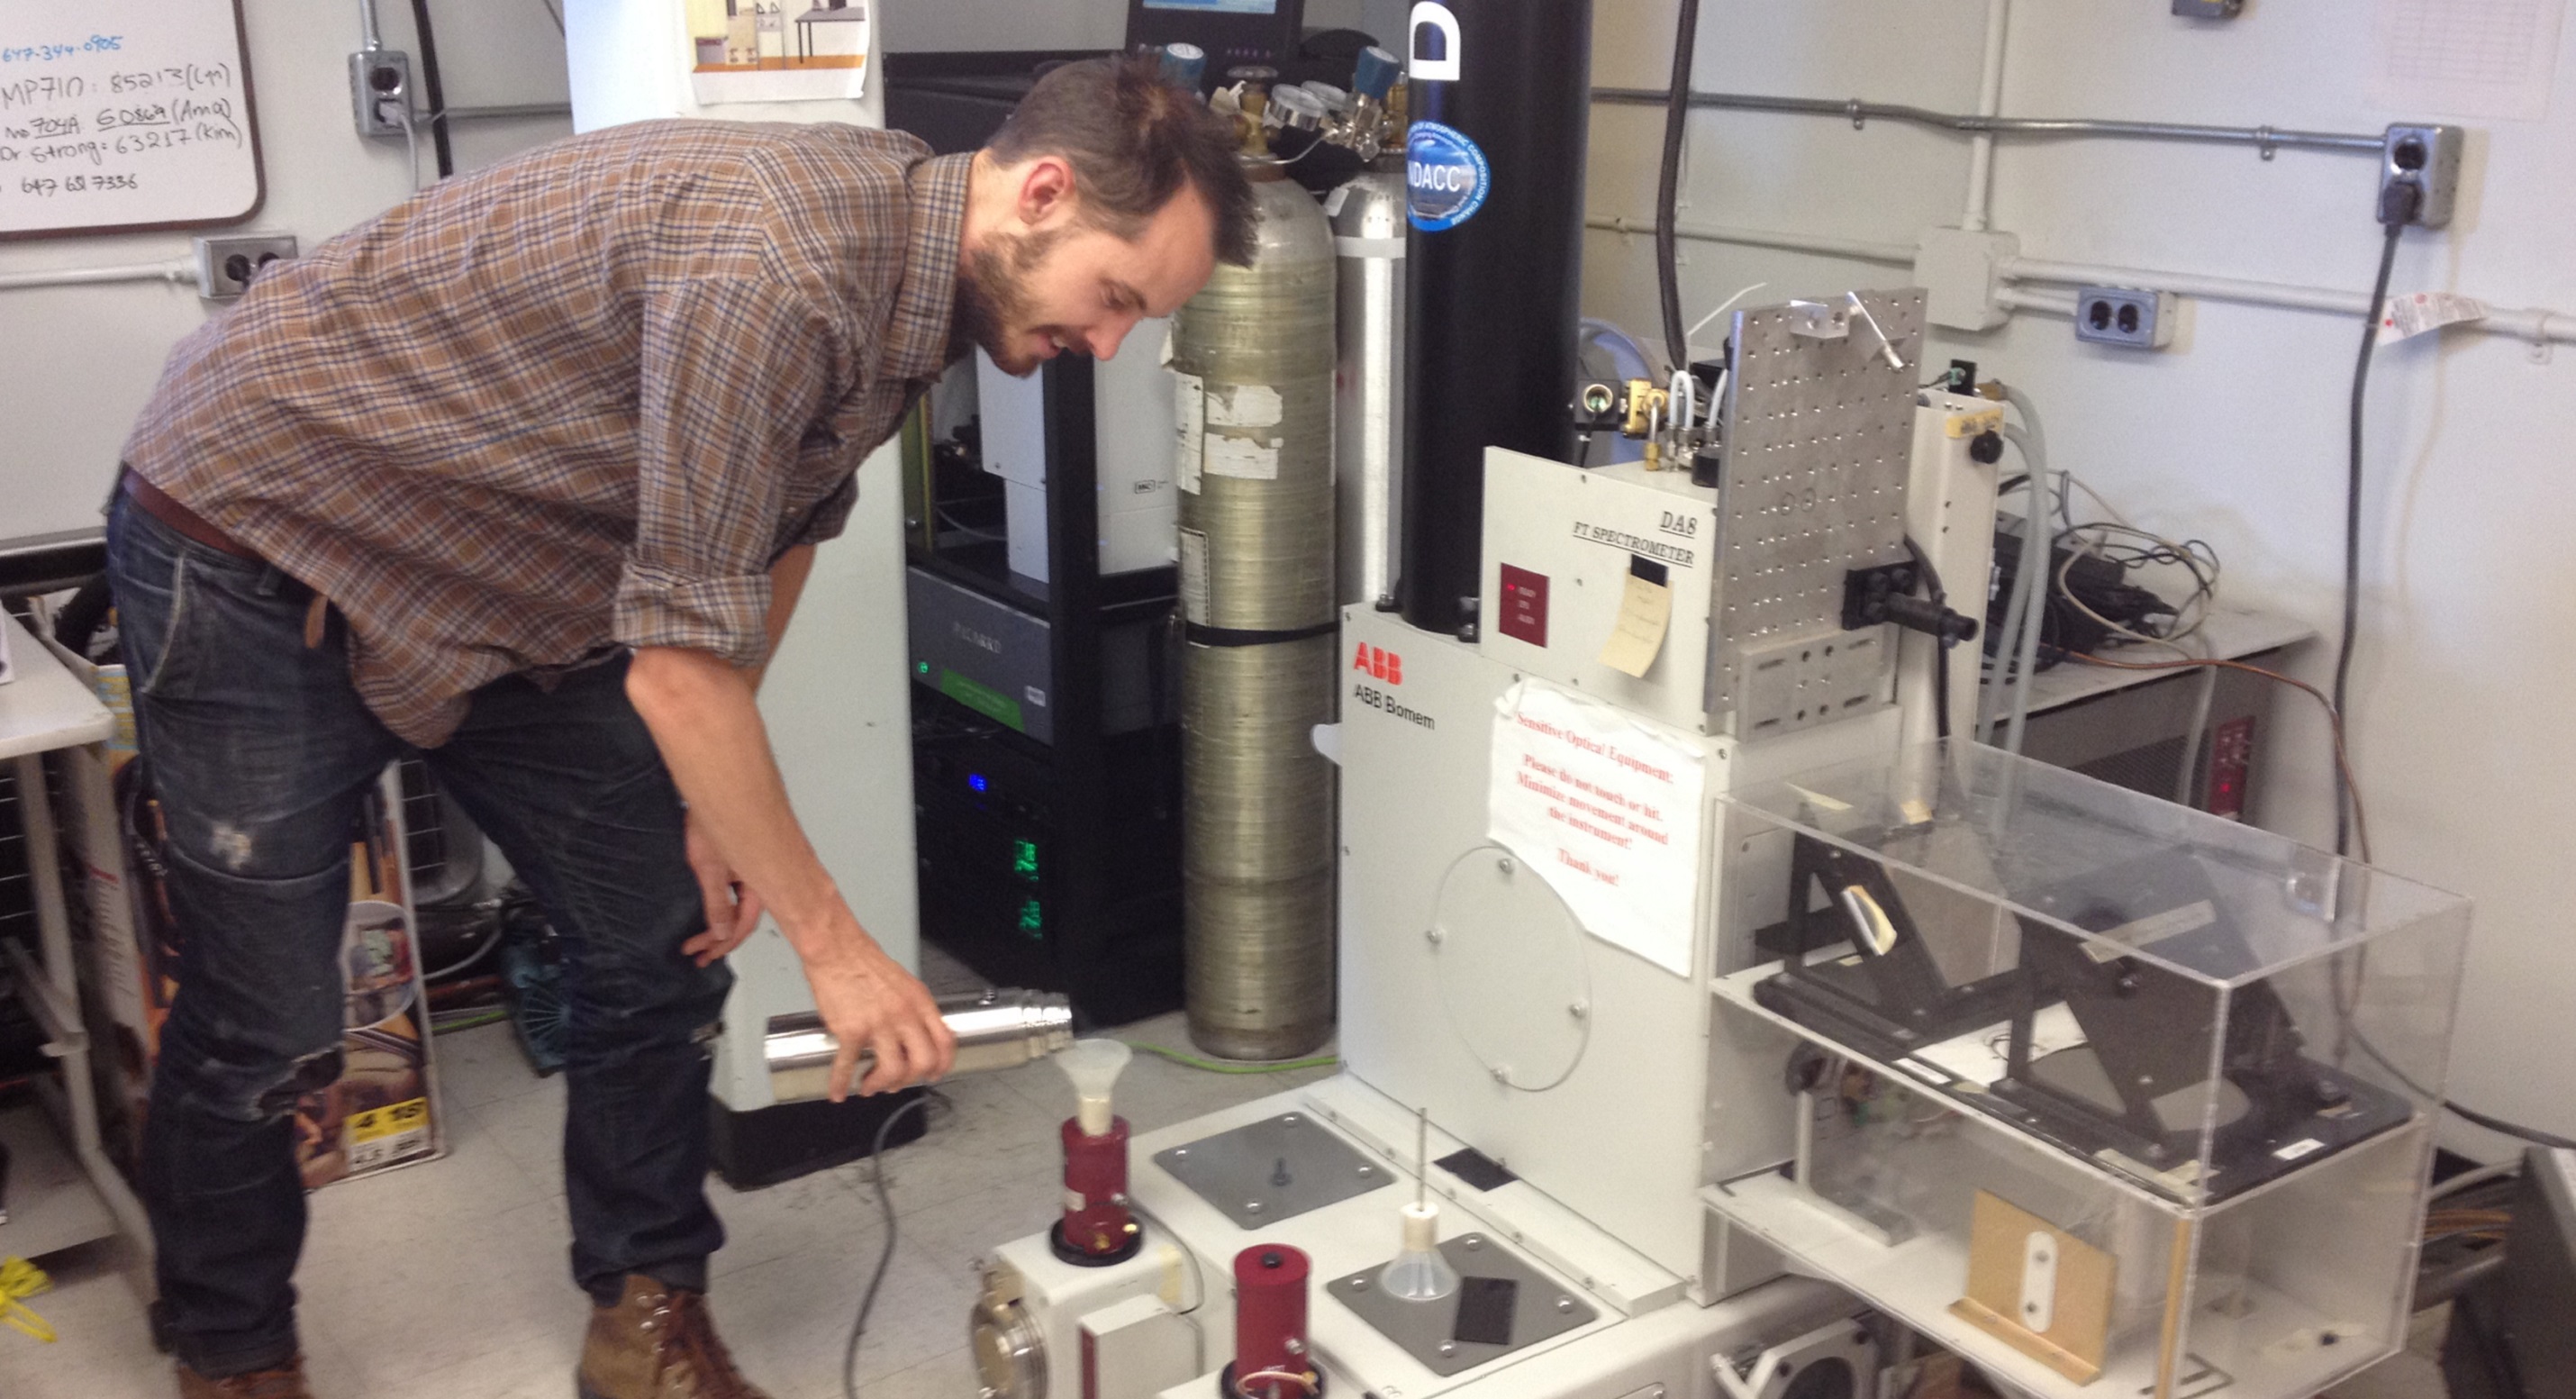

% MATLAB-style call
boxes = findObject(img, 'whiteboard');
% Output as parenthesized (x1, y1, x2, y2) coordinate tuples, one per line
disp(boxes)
(0, 0, 263, 240)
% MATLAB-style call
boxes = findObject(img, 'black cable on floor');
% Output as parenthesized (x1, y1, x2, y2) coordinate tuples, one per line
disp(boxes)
(1653, 0, 1702, 373)
(844, 1093, 934, 1399)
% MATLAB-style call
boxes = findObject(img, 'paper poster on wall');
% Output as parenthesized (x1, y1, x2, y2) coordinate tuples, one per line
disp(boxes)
(685, 0, 869, 106)
(1487, 677, 1705, 977)
(2368, 0, 2564, 121)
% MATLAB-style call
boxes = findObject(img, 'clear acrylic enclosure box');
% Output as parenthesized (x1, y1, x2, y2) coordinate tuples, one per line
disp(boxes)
(1703, 740, 2470, 1398)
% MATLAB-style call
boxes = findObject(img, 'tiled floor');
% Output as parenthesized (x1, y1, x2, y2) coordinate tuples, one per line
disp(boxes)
(0, 958, 2458, 1399)
(0, 982, 1333, 1399)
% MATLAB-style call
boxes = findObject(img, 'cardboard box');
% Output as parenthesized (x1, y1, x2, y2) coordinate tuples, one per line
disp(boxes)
(41, 635, 442, 1187)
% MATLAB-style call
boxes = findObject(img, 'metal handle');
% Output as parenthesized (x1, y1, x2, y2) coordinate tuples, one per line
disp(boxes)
(762, 986, 1075, 1104)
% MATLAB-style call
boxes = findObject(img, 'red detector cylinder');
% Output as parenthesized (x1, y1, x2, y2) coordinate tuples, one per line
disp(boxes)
(1230, 1243, 1317, 1395)
(1057, 1114, 1137, 1260)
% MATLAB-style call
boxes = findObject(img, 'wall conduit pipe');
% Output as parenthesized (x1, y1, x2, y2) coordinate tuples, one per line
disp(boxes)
(1585, 213, 2576, 347)
(0, 259, 193, 292)
(1962, 0, 2010, 232)
(1590, 87, 2388, 157)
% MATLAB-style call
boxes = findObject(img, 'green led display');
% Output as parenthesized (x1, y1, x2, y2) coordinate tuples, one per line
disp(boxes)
(1011, 838, 1039, 880)
(1017, 897, 1043, 939)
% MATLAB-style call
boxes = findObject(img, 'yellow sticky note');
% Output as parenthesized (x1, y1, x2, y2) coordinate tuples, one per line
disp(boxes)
(1598, 571, 1672, 678)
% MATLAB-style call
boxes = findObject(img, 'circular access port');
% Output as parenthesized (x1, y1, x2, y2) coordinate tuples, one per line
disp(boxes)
(369, 65, 404, 93)
(2118, 304, 2141, 335)
(2088, 300, 2114, 332)
(2392, 138, 2427, 172)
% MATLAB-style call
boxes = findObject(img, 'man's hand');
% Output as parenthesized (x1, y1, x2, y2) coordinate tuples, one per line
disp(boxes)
(680, 813, 766, 968)
(804, 934, 957, 1099)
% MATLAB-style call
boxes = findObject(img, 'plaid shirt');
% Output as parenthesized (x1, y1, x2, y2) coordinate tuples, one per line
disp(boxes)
(123, 121, 970, 746)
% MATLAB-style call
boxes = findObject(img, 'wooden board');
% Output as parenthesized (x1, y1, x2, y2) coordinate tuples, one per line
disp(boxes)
(1949, 1188, 2117, 1385)
(0, 0, 263, 240)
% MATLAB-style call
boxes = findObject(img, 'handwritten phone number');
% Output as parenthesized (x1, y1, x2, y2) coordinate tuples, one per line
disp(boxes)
(0, 37, 123, 64)
(16, 173, 141, 196)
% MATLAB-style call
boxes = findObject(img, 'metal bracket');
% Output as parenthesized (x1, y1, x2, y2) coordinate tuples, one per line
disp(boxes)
(2532, 311, 2556, 366)
(1846, 292, 1907, 370)
(2255, 124, 2278, 161)
(1785, 300, 1851, 340)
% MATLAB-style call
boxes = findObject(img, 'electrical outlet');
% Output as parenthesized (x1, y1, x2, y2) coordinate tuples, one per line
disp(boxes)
(194, 235, 298, 300)
(349, 50, 413, 139)
(2380, 123, 2463, 228)
(2072, 286, 2175, 350)
(2172, 0, 2243, 16)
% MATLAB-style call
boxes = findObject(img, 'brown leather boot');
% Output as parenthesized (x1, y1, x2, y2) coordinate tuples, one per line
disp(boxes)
(576, 1275, 771, 1399)
(175, 1358, 312, 1398)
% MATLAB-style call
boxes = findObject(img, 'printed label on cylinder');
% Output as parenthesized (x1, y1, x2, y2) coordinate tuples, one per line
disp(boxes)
(1175, 370, 1205, 494)
(1406, 121, 1491, 232)
(1179, 527, 1211, 623)
(1205, 435, 1282, 481)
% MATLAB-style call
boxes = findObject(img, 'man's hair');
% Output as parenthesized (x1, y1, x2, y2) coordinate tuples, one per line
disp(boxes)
(986, 54, 1259, 268)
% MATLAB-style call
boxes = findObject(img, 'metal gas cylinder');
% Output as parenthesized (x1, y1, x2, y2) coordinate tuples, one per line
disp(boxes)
(1329, 166, 1407, 611)
(1170, 166, 1338, 1062)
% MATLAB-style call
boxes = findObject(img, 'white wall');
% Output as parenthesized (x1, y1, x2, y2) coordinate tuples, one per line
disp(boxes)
(0, 0, 570, 541)
(874, 0, 1398, 53)
(1583, 0, 2576, 1156)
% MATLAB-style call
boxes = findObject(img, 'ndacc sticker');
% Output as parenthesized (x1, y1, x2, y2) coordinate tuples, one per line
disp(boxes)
(1406, 121, 1491, 232)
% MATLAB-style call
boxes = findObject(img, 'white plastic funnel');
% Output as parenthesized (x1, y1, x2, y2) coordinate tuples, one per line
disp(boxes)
(1379, 1200, 1460, 1302)
(1055, 1038, 1132, 1137)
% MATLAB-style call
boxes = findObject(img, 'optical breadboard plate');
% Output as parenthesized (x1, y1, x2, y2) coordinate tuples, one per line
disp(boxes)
(1324, 1231, 1599, 1376)
(1153, 1112, 1393, 1228)
(1709, 290, 1923, 732)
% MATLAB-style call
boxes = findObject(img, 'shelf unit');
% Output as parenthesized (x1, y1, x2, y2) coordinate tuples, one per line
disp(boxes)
(0, 613, 143, 1264)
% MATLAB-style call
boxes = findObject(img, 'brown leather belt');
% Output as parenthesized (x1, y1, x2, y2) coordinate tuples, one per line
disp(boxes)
(122, 472, 261, 563)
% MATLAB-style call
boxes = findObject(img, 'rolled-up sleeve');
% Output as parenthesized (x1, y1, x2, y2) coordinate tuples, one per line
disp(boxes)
(615, 277, 837, 668)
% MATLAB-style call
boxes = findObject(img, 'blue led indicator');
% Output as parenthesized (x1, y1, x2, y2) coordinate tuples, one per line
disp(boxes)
(967, 773, 989, 794)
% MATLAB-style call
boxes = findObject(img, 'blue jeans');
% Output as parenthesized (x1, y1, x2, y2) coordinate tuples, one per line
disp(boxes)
(106, 491, 732, 1377)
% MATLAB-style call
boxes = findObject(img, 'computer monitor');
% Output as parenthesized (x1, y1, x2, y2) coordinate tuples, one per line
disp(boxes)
(1125, 0, 1304, 86)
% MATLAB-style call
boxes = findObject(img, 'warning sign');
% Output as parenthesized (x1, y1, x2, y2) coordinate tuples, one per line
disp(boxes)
(1486, 678, 1705, 977)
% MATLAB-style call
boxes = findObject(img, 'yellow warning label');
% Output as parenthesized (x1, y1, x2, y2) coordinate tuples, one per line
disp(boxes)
(349, 1097, 431, 1144)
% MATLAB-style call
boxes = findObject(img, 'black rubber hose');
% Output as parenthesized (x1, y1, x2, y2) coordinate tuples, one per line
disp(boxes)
(1654, 0, 1702, 374)
(409, 0, 456, 178)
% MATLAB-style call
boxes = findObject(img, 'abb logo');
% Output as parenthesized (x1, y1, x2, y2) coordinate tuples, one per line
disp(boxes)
(1351, 642, 1403, 684)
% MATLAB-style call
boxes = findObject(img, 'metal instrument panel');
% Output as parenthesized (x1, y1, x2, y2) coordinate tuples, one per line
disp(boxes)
(1709, 290, 1924, 732)
(1324, 1232, 1600, 1376)
(1153, 1111, 1394, 1228)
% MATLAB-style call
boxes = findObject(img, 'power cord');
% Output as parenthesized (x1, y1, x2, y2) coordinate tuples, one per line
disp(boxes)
(1654, 0, 1703, 373)
(842, 1094, 935, 1399)
(2334, 188, 2417, 857)
(2073, 649, 2576, 1151)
